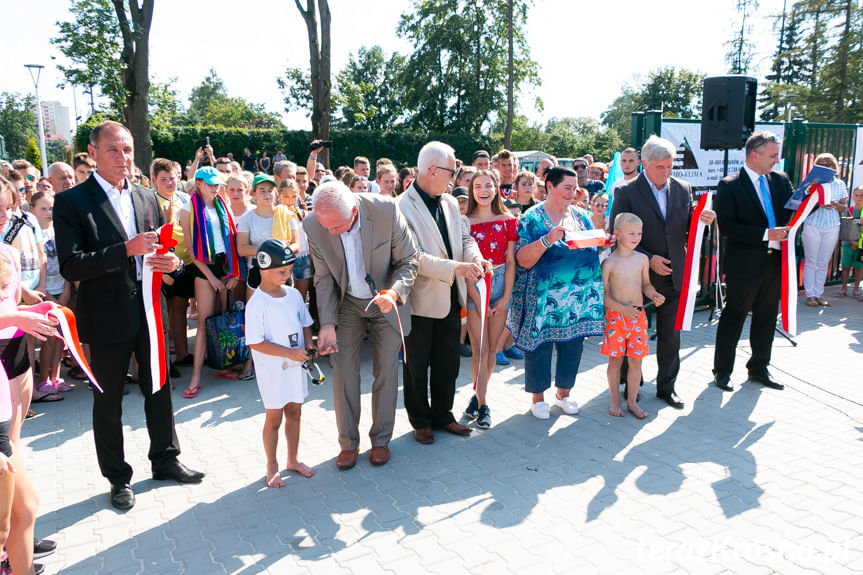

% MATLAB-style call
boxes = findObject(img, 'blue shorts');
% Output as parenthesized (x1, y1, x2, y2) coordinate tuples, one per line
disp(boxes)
(467, 267, 505, 311)
(292, 254, 312, 280)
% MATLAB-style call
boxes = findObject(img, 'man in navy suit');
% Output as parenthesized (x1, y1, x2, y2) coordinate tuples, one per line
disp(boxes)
(713, 131, 793, 392)
(611, 136, 715, 409)
(54, 121, 204, 511)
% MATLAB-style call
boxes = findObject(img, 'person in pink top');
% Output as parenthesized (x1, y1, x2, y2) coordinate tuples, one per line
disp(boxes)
(463, 170, 518, 429)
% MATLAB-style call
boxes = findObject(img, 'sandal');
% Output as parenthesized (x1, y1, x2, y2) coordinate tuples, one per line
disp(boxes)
(53, 378, 74, 392)
(805, 297, 819, 307)
(817, 297, 831, 307)
(182, 385, 201, 399)
(239, 369, 255, 381)
(32, 382, 64, 403)
(67, 366, 89, 381)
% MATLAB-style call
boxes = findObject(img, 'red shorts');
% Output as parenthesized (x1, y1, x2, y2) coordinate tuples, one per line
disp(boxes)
(600, 309, 649, 358)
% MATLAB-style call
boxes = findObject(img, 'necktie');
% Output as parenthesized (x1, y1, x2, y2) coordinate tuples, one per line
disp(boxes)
(758, 175, 777, 228)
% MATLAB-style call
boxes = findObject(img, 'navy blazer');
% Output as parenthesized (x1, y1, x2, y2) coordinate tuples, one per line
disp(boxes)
(715, 168, 794, 280)
(54, 174, 166, 345)
(610, 173, 693, 291)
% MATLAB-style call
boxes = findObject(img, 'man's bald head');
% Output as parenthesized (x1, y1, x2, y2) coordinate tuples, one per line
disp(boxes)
(48, 162, 75, 192)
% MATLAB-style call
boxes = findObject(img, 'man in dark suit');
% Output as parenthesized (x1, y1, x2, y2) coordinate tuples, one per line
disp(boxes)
(610, 136, 715, 409)
(54, 121, 204, 511)
(713, 131, 793, 392)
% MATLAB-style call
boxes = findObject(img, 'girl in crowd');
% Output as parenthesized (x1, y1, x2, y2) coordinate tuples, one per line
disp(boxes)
(225, 175, 252, 219)
(463, 170, 517, 429)
(506, 167, 605, 419)
(348, 175, 369, 194)
(513, 170, 538, 214)
(179, 167, 245, 398)
(590, 192, 609, 231)
(396, 167, 416, 196)
(273, 179, 312, 303)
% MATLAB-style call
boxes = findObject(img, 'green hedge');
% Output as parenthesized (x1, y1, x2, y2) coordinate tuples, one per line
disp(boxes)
(75, 122, 492, 170)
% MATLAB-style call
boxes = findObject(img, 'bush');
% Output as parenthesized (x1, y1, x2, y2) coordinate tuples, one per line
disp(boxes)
(76, 121, 491, 169)
(25, 138, 42, 170)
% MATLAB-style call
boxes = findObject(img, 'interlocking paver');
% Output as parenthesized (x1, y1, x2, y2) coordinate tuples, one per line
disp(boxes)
(19, 293, 863, 573)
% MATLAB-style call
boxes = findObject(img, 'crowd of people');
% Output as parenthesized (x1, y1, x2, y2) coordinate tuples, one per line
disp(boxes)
(0, 120, 860, 573)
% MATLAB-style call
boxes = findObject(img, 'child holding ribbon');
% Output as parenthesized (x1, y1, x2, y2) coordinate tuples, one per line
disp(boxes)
(245, 239, 316, 487)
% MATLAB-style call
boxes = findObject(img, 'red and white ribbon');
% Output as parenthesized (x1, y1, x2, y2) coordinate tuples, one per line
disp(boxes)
(472, 274, 491, 391)
(142, 225, 177, 394)
(781, 184, 825, 335)
(565, 229, 607, 249)
(29, 301, 101, 392)
(364, 290, 407, 363)
(675, 192, 713, 331)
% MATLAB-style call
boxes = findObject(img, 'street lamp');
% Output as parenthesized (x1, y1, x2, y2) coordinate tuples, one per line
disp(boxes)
(24, 64, 48, 176)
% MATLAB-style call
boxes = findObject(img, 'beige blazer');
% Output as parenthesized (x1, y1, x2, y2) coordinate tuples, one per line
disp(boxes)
(303, 193, 418, 334)
(396, 183, 481, 318)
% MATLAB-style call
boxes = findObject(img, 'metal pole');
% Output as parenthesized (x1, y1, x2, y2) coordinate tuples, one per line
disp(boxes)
(24, 64, 48, 176)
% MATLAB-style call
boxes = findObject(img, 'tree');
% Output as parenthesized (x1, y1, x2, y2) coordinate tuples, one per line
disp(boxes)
(52, 0, 126, 118)
(277, 66, 314, 117)
(602, 67, 705, 143)
(148, 79, 184, 133)
(294, 0, 332, 166)
(726, 0, 760, 74)
(397, 0, 539, 133)
(187, 69, 284, 129)
(504, 0, 515, 148)
(332, 46, 407, 130)
(0, 92, 37, 159)
(25, 138, 42, 170)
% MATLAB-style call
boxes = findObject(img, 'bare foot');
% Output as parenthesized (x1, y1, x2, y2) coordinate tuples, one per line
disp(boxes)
(627, 403, 648, 419)
(266, 463, 284, 488)
(286, 461, 315, 478)
(609, 402, 625, 417)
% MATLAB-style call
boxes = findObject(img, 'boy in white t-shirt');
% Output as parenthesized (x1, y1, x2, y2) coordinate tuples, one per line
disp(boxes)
(245, 239, 316, 487)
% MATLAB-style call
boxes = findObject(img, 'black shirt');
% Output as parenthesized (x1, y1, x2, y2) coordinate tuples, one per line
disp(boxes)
(414, 182, 453, 259)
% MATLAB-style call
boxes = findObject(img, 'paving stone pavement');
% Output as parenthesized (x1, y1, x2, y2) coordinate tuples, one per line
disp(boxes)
(22, 291, 863, 574)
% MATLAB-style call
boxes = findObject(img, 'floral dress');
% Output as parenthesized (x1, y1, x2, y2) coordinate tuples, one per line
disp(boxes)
(506, 204, 604, 352)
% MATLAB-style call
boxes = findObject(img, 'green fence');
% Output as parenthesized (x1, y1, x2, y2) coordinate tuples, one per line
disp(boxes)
(782, 119, 858, 186)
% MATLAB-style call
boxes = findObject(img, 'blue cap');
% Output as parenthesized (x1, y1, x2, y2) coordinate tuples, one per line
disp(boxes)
(194, 166, 225, 185)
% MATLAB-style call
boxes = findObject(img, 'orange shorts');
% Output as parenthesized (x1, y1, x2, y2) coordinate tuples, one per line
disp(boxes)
(600, 309, 649, 358)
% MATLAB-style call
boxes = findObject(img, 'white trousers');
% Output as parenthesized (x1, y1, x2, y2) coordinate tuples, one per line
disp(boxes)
(802, 224, 840, 298)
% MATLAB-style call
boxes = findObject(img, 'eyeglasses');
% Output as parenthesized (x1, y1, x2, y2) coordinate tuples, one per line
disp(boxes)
(18, 187, 27, 195)
(594, 203, 608, 208)
(573, 164, 588, 170)
(25, 174, 36, 181)
(435, 166, 456, 176)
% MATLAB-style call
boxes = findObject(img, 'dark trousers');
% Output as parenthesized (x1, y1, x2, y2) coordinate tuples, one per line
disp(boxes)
(89, 301, 180, 485)
(402, 286, 461, 429)
(713, 256, 781, 377)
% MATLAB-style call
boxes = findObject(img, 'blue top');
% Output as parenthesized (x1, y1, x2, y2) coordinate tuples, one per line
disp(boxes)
(805, 178, 847, 228)
(506, 203, 604, 352)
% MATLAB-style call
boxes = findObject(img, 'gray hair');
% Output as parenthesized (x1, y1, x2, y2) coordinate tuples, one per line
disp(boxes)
(641, 135, 677, 163)
(273, 160, 297, 178)
(312, 181, 356, 219)
(417, 141, 455, 176)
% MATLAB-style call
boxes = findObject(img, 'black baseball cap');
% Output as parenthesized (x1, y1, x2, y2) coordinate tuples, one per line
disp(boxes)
(472, 150, 490, 160)
(452, 186, 469, 199)
(256, 239, 296, 270)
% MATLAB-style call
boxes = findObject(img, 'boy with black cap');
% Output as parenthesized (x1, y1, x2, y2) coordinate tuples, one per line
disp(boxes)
(245, 239, 316, 487)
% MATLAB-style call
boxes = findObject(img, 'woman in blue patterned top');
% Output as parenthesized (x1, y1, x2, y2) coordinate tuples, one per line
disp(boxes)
(506, 167, 606, 420)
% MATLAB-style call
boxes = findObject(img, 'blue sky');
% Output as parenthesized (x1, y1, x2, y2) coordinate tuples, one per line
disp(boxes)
(1, 0, 785, 132)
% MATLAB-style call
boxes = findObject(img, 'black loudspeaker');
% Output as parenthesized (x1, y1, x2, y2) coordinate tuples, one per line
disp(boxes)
(700, 75, 757, 150)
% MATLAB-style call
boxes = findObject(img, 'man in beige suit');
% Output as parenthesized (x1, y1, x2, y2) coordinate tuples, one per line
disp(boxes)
(304, 181, 418, 469)
(397, 141, 488, 444)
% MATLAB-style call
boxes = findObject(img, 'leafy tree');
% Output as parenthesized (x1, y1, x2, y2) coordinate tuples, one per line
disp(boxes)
(149, 79, 184, 133)
(186, 69, 284, 129)
(602, 67, 705, 143)
(332, 46, 407, 130)
(294, 0, 332, 165)
(0, 93, 38, 159)
(277, 67, 314, 116)
(725, 0, 760, 74)
(26, 138, 42, 170)
(397, 0, 539, 133)
(46, 140, 70, 164)
(490, 114, 549, 152)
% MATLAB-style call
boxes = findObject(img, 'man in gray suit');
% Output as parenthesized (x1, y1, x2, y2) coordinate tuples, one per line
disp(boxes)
(304, 181, 418, 470)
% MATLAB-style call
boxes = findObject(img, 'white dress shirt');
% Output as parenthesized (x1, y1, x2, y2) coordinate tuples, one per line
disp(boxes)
(93, 170, 142, 278)
(339, 213, 373, 299)
(743, 164, 781, 250)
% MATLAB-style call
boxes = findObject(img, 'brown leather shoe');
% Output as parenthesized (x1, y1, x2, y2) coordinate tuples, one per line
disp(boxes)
(437, 422, 471, 436)
(336, 449, 358, 470)
(414, 427, 434, 444)
(369, 445, 391, 465)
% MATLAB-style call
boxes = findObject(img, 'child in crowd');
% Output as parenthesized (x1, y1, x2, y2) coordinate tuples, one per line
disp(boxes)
(245, 239, 315, 487)
(838, 186, 863, 299)
(31, 191, 73, 393)
(601, 212, 665, 419)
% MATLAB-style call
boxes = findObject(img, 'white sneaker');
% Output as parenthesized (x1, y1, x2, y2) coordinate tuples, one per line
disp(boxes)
(555, 396, 579, 415)
(530, 401, 550, 419)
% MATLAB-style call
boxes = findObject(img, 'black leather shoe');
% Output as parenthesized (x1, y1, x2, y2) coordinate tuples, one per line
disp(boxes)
(110, 483, 135, 510)
(152, 461, 205, 483)
(657, 392, 685, 409)
(714, 374, 733, 392)
(748, 371, 784, 390)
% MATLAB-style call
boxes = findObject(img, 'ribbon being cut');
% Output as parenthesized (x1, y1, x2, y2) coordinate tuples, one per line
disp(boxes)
(782, 184, 828, 336)
(565, 229, 607, 249)
(142, 224, 178, 394)
(471, 274, 492, 391)
(674, 192, 714, 331)
(29, 301, 101, 392)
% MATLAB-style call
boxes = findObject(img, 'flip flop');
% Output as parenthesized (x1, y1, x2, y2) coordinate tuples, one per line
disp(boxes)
(182, 386, 201, 399)
(67, 366, 89, 381)
(32, 390, 64, 403)
(213, 371, 240, 380)
(240, 369, 255, 381)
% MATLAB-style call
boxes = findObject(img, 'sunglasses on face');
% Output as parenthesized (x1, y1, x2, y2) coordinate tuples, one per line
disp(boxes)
(26, 174, 36, 181)
(574, 164, 587, 170)
(18, 188, 27, 195)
